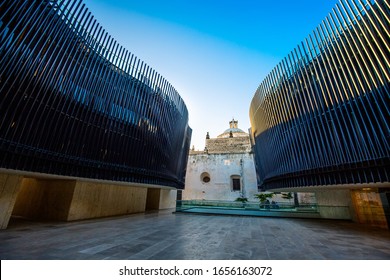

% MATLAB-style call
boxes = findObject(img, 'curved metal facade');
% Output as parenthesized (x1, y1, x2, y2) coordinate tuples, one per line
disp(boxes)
(249, 0, 389, 190)
(0, 0, 191, 189)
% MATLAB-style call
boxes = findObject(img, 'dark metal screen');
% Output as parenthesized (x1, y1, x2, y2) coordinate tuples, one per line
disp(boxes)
(249, 0, 389, 190)
(0, 0, 191, 189)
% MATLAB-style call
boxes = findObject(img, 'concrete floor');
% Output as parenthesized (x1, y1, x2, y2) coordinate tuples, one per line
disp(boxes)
(1, 210, 390, 260)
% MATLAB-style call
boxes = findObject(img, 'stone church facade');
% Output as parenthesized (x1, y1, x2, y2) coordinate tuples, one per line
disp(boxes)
(183, 119, 258, 202)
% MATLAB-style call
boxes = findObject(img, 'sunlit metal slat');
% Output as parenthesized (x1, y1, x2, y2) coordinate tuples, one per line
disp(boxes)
(249, 0, 389, 190)
(0, 0, 191, 188)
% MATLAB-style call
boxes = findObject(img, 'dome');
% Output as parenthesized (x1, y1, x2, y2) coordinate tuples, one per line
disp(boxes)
(217, 119, 248, 138)
(223, 127, 245, 134)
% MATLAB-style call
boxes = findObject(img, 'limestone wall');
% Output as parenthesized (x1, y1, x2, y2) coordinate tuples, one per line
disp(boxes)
(1, 170, 178, 228)
(0, 174, 22, 229)
(13, 178, 76, 221)
(146, 188, 161, 210)
(316, 190, 354, 220)
(205, 137, 251, 154)
(159, 189, 177, 209)
(67, 181, 147, 220)
(12, 178, 148, 221)
(183, 152, 258, 202)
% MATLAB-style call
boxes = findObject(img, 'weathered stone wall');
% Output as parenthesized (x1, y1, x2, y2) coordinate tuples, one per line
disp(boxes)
(205, 136, 251, 154)
(183, 152, 258, 202)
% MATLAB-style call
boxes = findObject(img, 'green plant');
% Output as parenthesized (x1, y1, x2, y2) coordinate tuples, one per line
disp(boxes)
(281, 192, 299, 207)
(281, 192, 294, 207)
(282, 192, 293, 200)
(235, 197, 248, 203)
(254, 192, 274, 203)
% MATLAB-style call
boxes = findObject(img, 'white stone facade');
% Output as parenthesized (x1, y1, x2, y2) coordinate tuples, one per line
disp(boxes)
(183, 120, 259, 202)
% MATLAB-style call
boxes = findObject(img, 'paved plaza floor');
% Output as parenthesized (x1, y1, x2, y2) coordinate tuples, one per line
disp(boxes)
(1, 210, 390, 260)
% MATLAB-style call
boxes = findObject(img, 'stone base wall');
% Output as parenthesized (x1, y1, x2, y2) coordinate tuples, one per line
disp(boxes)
(67, 181, 148, 221)
(12, 178, 148, 221)
(159, 189, 177, 209)
(0, 174, 22, 229)
(351, 189, 389, 229)
(13, 178, 76, 221)
(316, 190, 354, 220)
(0, 171, 177, 229)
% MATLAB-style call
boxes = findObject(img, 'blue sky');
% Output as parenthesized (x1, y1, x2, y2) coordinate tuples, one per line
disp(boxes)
(83, 0, 339, 150)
